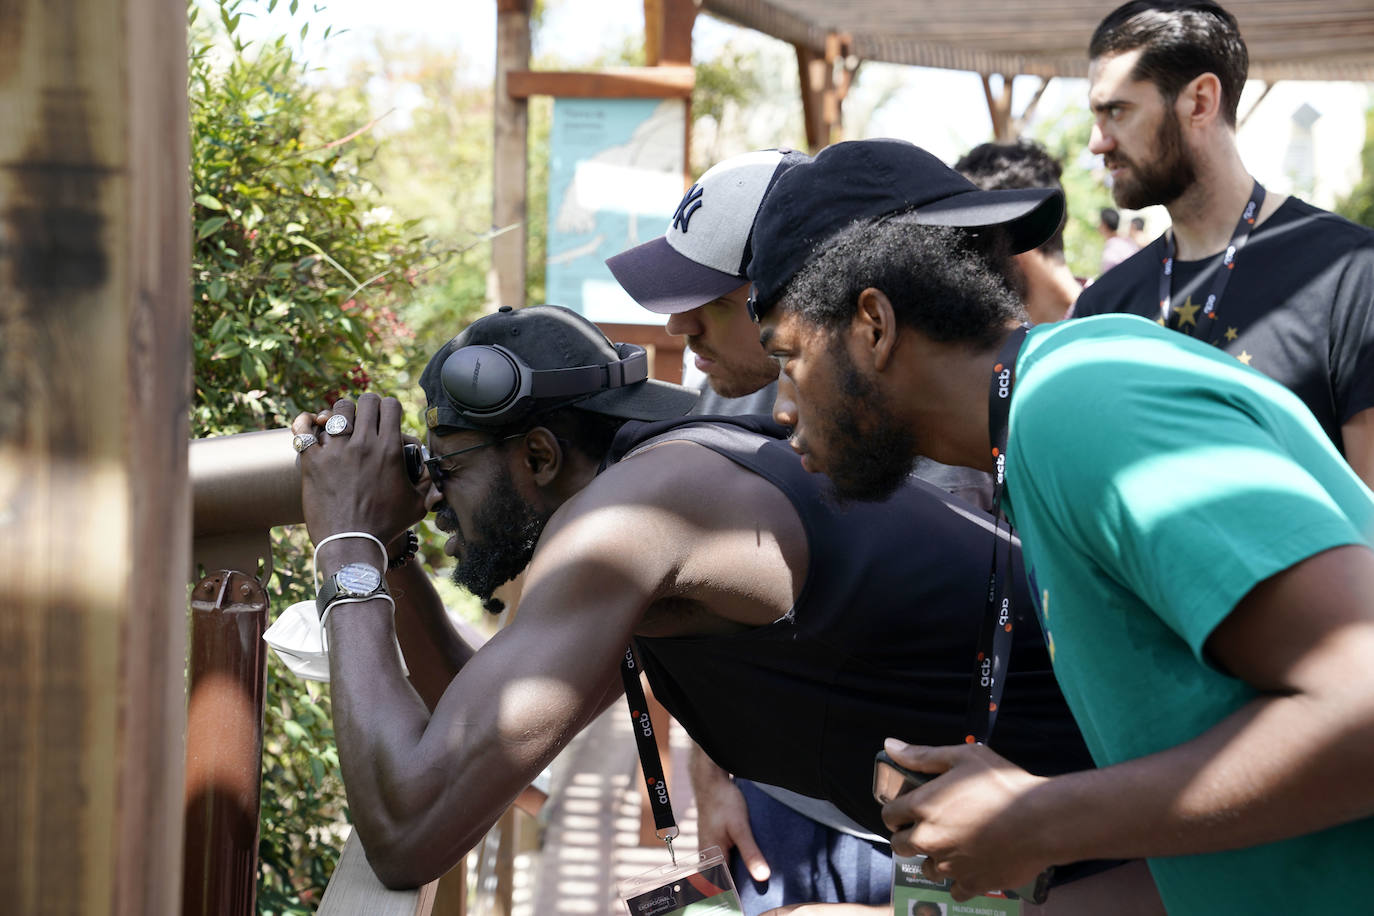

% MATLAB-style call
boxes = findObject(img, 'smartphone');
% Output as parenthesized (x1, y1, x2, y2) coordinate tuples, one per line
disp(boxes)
(873, 750, 1053, 905)
(1005, 867, 1053, 905)
(872, 749, 930, 805)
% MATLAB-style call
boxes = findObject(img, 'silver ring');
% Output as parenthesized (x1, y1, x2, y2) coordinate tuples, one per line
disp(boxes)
(292, 433, 318, 453)
(324, 414, 350, 436)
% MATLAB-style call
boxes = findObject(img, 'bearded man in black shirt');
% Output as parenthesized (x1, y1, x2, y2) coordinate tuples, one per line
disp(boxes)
(1072, 1, 1374, 488)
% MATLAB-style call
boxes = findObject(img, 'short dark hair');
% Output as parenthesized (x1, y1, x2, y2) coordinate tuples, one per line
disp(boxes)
(1100, 207, 1121, 231)
(1131, 215, 1147, 231)
(1090, 1, 1248, 126)
(955, 139, 1066, 258)
(505, 406, 629, 464)
(777, 217, 1023, 349)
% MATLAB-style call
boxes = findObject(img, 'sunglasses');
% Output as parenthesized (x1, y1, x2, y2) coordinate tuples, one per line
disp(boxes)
(414, 433, 525, 486)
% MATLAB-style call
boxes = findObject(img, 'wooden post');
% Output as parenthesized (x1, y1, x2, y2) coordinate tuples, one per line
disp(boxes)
(796, 44, 829, 153)
(183, 572, 268, 916)
(0, 0, 190, 913)
(490, 0, 533, 312)
(796, 33, 855, 153)
(982, 73, 1015, 142)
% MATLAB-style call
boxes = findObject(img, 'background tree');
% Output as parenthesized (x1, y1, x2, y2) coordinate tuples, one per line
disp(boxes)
(1030, 105, 1118, 281)
(1336, 104, 1374, 228)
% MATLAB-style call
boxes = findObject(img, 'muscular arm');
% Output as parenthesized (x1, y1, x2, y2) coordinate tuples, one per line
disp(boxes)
(884, 544, 1374, 898)
(388, 562, 476, 710)
(302, 406, 804, 888)
(1342, 406, 1374, 491)
(323, 498, 672, 887)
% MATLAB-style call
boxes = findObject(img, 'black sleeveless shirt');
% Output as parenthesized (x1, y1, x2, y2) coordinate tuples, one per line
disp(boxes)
(605, 415, 1094, 837)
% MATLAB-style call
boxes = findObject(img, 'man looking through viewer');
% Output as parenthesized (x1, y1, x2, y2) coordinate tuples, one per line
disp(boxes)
(1071, 0, 1374, 488)
(290, 303, 1160, 913)
(744, 135, 1374, 915)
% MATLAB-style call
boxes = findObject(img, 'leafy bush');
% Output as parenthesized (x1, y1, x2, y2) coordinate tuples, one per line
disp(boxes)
(188, 2, 439, 911)
(1335, 104, 1374, 229)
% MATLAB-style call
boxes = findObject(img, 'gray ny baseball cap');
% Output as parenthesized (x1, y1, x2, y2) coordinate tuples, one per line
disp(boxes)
(606, 148, 812, 314)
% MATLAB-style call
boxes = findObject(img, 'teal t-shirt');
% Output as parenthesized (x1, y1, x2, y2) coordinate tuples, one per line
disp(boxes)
(1002, 314, 1374, 914)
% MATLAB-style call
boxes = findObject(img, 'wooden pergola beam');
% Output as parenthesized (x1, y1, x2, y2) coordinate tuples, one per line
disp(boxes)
(490, 0, 533, 312)
(796, 32, 857, 153)
(0, 0, 190, 912)
(645, 0, 697, 67)
(506, 67, 694, 99)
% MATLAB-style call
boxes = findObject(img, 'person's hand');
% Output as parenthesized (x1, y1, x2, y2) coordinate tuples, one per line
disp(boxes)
(290, 393, 427, 547)
(688, 750, 770, 883)
(879, 739, 1051, 902)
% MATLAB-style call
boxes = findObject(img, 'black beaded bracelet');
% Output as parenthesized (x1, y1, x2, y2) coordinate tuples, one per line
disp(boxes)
(388, 528, 420, 570)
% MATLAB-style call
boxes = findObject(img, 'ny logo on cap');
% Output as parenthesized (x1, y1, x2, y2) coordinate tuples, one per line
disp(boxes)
(672, 184, 704, 233)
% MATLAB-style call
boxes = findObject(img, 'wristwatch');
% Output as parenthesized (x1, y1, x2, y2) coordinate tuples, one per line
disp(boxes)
(316, 562, 388, 617)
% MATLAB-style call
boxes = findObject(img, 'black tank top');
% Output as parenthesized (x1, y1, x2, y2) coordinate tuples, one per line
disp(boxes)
(605, 415, 1094, 837)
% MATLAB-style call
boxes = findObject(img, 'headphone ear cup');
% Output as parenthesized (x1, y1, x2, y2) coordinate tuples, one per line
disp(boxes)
(441, 346, 522, 414)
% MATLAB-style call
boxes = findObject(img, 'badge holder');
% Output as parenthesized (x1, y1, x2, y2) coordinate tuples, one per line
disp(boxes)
(891, 854, 1022, 916)
(620, 846, 744, 916)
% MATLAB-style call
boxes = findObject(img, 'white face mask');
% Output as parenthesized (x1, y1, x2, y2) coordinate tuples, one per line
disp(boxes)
(263, 599, 408, 682)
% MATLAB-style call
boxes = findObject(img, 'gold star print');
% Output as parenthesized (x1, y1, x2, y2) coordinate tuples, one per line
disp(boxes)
(1156, 317, 1166, 326)
(1237, 350, 1253, 365)
(1225, 326, 1238, 342)
(1173, 296, 1201, 329)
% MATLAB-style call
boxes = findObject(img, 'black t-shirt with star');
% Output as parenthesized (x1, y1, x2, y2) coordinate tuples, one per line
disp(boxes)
(1074, 197, 1374, 455)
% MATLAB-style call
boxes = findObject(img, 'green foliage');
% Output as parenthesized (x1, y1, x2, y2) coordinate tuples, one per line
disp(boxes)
(1335, 104, 1374, 229)
(1030, 106, 1116, 279)
(189, 2, 440, 911)
(190, 0, 435, 437)
(254, 538, 348, 916)
(688, 30, 806, 174)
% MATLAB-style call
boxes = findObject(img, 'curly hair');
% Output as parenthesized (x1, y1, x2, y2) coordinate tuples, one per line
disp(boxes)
(955, 139, 1067, 257)
(776, 216, 1024, 349)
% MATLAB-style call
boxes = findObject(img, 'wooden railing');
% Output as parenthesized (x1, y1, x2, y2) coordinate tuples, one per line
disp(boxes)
(188, 429, 530, 916)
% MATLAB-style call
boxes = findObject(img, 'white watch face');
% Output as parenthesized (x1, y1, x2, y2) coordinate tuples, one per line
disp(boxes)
(336, 563, 382, 596)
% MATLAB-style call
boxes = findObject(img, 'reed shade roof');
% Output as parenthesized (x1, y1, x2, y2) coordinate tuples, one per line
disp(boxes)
(700, 0, 1374, 81)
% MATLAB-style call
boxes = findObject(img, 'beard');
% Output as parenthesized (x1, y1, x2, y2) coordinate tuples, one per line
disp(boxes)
(818, 346, 919, 503)
(690, 338, 779, 400)
(1108, 109, 1196, 210)
(437, 465, 552, 602)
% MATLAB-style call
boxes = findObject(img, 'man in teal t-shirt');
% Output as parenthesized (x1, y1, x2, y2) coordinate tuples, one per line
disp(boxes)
(743, 136, 1374, 914)
(1004, 315, 1374, 911)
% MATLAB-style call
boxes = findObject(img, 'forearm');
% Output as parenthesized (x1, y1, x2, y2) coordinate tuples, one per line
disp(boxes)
(389, 562, 476, 710)
(1026, 688, 1374, 865)
(688, 743, 733, 797)
(326, 600, 447, 874)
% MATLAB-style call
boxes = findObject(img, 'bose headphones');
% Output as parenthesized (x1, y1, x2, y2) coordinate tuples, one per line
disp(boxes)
(439, 342, 649, 426)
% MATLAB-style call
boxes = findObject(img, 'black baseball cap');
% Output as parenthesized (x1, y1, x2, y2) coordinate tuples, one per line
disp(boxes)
(746, 138, 1065, 315)
(421, 305, 699, 433)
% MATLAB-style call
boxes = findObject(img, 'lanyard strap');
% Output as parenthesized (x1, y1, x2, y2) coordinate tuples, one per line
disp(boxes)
(621, 646, 679, 864)
(1158, 179, 1265, 341)
(964, 324, 1030, 746)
